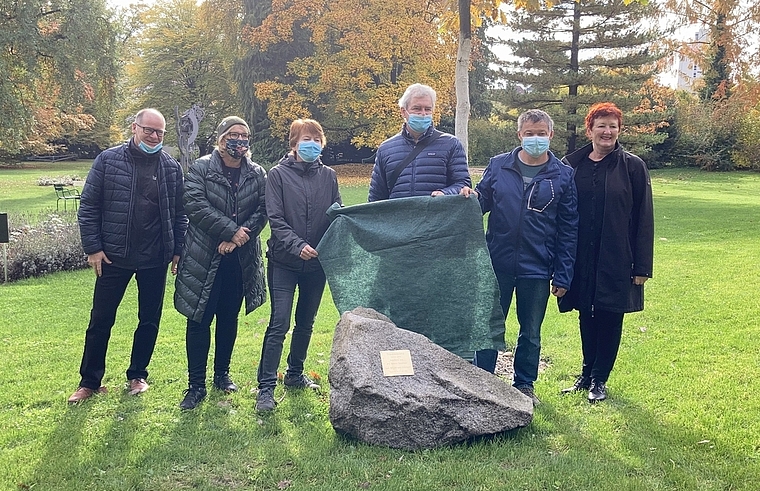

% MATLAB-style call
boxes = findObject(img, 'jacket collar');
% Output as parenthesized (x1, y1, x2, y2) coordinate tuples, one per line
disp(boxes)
(501, 148, 561, 175)
(563, 142, 621, 167)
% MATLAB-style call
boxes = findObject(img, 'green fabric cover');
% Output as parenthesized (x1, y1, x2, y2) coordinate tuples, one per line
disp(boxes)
(316, 195, 505, 359)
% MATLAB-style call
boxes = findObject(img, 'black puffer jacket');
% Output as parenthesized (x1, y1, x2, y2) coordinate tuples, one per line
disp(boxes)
(174, 150, 267, 322)
(78, 142, 187, 263)
(266, 155, 341, 272)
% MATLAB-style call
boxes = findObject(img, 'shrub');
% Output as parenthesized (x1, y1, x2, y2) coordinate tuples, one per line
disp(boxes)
(4, 213, 87, 282)
(36, 175, 86, 186)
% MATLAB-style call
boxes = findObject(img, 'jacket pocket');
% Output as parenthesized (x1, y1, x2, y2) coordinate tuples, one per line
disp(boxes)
(527, 179, 555, 213)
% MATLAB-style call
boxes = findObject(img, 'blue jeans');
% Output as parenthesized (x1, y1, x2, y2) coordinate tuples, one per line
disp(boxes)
(257, 262, 326, 390)
(474, 276, 549, 388)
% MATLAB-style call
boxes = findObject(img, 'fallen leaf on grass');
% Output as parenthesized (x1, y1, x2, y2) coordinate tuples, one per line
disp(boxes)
(277, 479, 292, 489)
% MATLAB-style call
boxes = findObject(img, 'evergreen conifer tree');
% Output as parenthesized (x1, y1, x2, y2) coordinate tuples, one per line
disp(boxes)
(496, 0, 667, 156)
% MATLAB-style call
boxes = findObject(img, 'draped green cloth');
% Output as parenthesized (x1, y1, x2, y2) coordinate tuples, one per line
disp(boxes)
(316, 195, 505, 359)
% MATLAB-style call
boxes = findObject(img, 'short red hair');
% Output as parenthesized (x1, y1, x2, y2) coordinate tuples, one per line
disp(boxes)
(585, 102, 623, 133)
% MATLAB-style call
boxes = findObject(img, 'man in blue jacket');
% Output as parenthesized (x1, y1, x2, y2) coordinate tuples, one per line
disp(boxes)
(461, 109, 578, 405)
(68, 108, 188, 403)
(368, 83, 471, 201)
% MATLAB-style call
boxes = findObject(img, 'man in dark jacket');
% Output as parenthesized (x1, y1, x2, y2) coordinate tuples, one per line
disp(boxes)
(69, 108, 188, 403)
(368, 83, 471, 201)
(461, 109, 578, 406)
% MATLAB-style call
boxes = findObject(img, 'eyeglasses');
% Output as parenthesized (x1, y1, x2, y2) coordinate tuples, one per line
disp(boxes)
(135, 123, 166, 138)
(226, 132, 250, 140)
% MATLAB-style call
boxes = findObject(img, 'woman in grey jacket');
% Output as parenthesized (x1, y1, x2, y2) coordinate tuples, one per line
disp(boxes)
(175, 116, 267, 410)
(255, 119, 342, 412)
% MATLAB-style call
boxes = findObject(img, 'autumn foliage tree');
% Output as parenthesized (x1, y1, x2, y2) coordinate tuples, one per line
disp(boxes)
(0, 0, 119, 159)
(245, 0, 457, 149)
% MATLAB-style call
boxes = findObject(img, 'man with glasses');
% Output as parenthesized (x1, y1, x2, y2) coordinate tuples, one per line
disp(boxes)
(459, 109, 578, 406)
(368, 83, 470, 201)
(69, 108, 188, 403)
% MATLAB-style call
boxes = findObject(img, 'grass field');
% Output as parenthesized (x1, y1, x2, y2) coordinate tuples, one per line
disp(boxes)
(0, 163, 759, 490)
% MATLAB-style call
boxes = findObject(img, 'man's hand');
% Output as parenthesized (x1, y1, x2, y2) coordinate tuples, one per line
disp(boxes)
(459, 186, 478, 198)
(232, 226, 251, 247)
(633, 276, 649, 285)
(300, 244, 318, 260)
(218, 241, 237, 255)
(551, 286, 567, 298)
(430, 190, 444, 197)
(88, 251, 112, 277)
(171, 255, 180, 275)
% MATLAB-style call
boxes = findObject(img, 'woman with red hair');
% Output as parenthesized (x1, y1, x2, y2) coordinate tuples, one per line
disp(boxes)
(559, 102, 654, 402)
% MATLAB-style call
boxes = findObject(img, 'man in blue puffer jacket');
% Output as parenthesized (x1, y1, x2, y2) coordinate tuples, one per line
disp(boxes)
(368, 83, 471, 201)
(69, 108, 188, 403)
(461, 109, 578, 406)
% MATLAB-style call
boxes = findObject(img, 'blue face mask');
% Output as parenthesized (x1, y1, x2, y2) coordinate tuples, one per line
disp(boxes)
(225, 138, 249, 160)
(521, 136, 551, 158)
(406, 114, 433, 134)
(297, 141, 322, 162)
(138, 141, 163, 154)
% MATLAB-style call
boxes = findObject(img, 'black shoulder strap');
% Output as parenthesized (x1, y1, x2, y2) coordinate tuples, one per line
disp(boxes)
(387, 130, 443, 193)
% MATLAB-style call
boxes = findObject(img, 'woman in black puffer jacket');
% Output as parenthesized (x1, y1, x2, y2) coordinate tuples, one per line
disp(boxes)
(174, 116, 267, 410)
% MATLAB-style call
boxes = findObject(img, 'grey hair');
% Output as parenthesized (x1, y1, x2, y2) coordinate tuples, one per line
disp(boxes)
(517, 109, 554, 133)
(398, 83, 437, 110)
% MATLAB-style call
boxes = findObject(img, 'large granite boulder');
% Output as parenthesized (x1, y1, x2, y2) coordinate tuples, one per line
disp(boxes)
(329, 307, 533, 450)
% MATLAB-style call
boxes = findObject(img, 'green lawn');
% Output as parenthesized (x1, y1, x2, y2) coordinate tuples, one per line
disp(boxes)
(0, 167, 759, 490)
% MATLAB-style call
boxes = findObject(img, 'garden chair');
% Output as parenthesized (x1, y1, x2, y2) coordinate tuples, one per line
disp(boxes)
(53, 184, 81, 211)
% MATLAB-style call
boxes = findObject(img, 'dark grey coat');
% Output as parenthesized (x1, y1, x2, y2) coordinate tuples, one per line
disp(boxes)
(174, 150, 267, 322)
(266, 155, 341, 272)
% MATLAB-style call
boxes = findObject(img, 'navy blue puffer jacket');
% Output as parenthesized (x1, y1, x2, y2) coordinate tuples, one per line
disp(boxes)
(368, 125, 471, 201)
(78, 143, 187, 264)
(475, 148, 578, 289)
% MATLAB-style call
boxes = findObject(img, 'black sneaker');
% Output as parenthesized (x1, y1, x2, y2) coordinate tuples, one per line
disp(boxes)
(283, 373, 320, 390)
(562, 375, 591, 394)
(213, 373, 238, 393)
(588, 380, 607, 403)
(179, 385, 207, 410)
(516, 386, 541, 406)
(256, 387, 276, 412)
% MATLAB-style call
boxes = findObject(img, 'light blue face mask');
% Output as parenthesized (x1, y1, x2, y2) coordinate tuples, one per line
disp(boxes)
(521, 136, 550, 158)
(297, 141, 322, 162)
(138, 141, 163, 154)
(406, 114, 433, 133)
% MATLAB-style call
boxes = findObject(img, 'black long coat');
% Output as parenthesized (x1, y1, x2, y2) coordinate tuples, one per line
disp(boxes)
(174, 150, 267, 323)
(559, 143, 654, 313)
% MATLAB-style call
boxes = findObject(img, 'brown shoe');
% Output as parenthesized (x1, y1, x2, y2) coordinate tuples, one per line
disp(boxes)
(127, 378, 149, 395)
(68, 386, 107, 403)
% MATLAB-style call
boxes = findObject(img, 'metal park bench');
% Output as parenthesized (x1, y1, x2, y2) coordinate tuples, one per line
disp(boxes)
(53, 184, 81, 211)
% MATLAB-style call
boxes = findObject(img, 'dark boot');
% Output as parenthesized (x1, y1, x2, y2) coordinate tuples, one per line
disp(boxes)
(561, 375, 591, 394)
(588, 379, 607, 403)
(213, 372, 238, 393)
(179, 385, 207, 410)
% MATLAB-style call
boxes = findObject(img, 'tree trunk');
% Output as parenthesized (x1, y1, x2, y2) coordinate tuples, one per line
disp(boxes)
(455, 0, 471, 157)
(567, 0, 581, 153)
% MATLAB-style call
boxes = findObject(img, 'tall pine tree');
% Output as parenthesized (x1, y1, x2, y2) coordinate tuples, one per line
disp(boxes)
(496, 0, 667, 156)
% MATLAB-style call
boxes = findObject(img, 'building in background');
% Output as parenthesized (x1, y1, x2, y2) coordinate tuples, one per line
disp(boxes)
(670, 28, 708, 91)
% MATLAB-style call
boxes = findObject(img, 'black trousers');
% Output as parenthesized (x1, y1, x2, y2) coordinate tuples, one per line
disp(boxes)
(579, 308, 625, 383)
(78, 263, 167, 389)
(185, 254, 244, 387)
(257, 262, 326, 390)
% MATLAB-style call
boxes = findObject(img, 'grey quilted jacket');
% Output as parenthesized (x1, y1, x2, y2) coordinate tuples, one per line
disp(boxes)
(174, 150, 267, 322)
